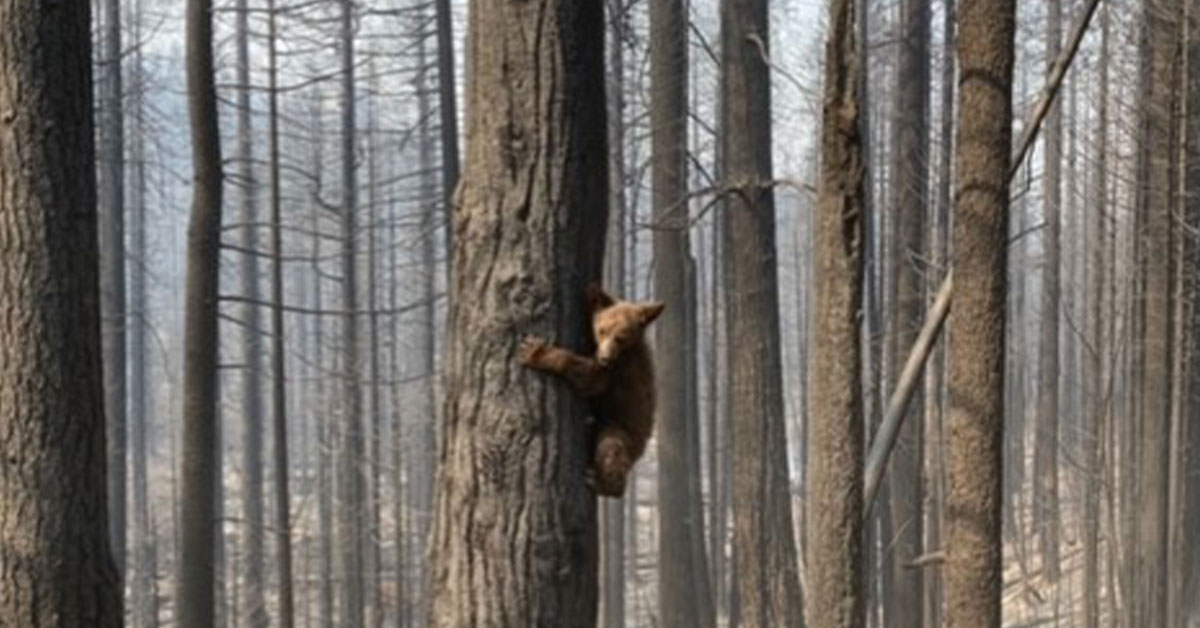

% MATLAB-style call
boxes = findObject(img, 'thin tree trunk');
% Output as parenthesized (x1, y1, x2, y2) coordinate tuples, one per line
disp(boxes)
(0, 2, 122, 624)
(267, 2, 295, 624)
(235, 1, 267, 623)
(427, 1, 607, 625)
(130, 0, 154, 620)
(1083, 5, 1110, 626)
(179, 0, 225, 621)
(601, 6, 628, 626)
(336, 1, 365, 624)
(887, 0, 930, 622)
(652, 0, 713, 625)
(720, 0, 805, 624)
(99, 0, 128, 582)
(1034, 0, 1063, 584)
(944, 0, 1014, 626)
(435, 0, 459, 268)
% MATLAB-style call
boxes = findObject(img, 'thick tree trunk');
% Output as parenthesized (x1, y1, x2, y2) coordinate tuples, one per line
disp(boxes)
(887, 0, 930, 623)
(0, 2, 122, 625)
(178, 0, 225, 622)
(720, 0, 805, 625)
(427, 1, 607, 625)
(806, 1, 865, 627)
(1134, 2, 1181, 626)
(652, 0, 714, 625)
(944, 1, 1014, 626)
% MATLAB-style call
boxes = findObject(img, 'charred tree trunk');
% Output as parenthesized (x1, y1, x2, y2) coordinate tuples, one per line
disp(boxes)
(944, 0, 1014, 626)
(0, 2, 122, 624)
(426, 1, 608, 625)
(806, 1, 865, 627)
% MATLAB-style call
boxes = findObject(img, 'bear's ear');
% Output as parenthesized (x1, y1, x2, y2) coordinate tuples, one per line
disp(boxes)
(587, 283, 616, 312)
(640, 302, 665, 325)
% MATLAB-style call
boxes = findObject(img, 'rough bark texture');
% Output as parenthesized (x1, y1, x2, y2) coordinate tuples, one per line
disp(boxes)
(944, 0, 1014, 626)
(805, 1, 864, 626)
(427, 1, 607, 626)
(651, 0, 713, 625)
(720, 0, 806, 625)
(178, 0, 224, 622)
(1133, 1, 1180, 625)
(1034, 0, 1063, 584)
(99, 0, 127, 580)
(0, 2, 122, 625)
(887, 0, 929, 623)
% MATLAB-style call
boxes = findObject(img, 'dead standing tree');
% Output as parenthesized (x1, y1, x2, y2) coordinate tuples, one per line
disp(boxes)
(427, 1, 609, 626)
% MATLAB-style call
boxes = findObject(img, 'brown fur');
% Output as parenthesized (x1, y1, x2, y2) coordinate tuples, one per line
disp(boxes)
(518, 283, 664, 497)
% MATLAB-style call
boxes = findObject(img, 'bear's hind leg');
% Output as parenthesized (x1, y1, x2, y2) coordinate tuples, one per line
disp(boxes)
(592, 428, 634, 497)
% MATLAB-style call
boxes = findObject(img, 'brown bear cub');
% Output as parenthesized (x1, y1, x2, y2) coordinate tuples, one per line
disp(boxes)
(518, 283, 664, 497)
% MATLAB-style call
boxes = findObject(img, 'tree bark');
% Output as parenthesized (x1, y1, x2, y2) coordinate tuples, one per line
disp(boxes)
(235, 0, 267, 623)
(887, 0, 930, 622)
(178, 0, 225, 622)
(427, 1, 607, 625)
(0, 2, 122, 625)
(1034, 0, 1063, 584)
(806, 1, 865, 627)
(99, 0, 128, 581)
(267, 1, 296, 624)
(651, 0, 714, 625)
(337, 1, 365, 624)
(1134, 2, 1181, 626)
(720, 0, 806, 625)
(944, 1, 1014, 626)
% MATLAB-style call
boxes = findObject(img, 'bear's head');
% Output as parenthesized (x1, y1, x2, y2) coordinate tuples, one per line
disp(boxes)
(587, 283, 665, 366)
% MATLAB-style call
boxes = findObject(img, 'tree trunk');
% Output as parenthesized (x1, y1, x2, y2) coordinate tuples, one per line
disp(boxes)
(1083, 5, 1110, 626)
(720, 0, 806, 625)
(130, 2, 154, 623)
(1134, 2, 1180, 626)
(267, 2, 296, 624)
(235, 1, 267, 623)
(427, 1, 607, 625)
(806, 1, 865, 627)
(601, 7, 628, 626)
(435, 0, 460, 266)
(336, 1, 365, 624)
(887, 0, 930, 622)
(944, 0, 1014, 626)
(652, 0, 714, 625)
(178, 0, 225, 622)
(99, 0, 128, 582)
(0, 2, 122, 625)
(1034, 0, 1063, 584)
(412, 13, 439, 623)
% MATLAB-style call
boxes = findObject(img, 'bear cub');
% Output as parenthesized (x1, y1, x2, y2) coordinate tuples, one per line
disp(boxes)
(518, 283, 664, 497)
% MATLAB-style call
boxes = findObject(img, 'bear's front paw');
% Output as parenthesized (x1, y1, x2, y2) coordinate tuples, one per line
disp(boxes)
(518, 335, 549, 366)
